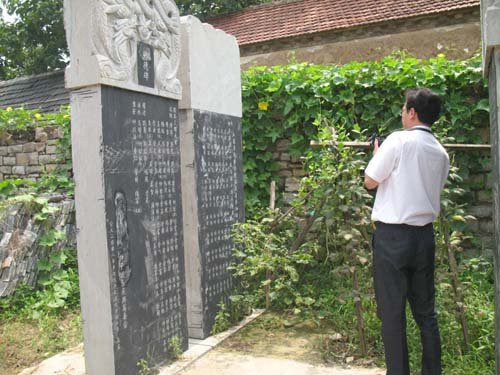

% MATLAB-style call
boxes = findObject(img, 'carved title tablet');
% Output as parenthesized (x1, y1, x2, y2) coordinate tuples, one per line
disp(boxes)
(65, 0, 181, 99)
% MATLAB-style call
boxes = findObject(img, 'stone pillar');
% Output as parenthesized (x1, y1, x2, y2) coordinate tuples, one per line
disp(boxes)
(481, 1, 500, 374)
(64, 1, 188, 374)
(178, 16, 244, 339)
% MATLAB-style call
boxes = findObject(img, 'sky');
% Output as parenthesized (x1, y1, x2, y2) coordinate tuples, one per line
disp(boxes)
(1, 5, 17, 23)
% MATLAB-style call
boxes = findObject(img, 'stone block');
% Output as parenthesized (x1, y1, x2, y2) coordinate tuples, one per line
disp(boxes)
(7, 145, 23, 153)
(39, 154, 59, 164)
(272, 152, 280, 159)
(22, 143, 37, 153)
(479, 220, 494, 234)
(467, 174, 484, 186)
(477, 190, 493, 203)
(3, 157, 15, 166)
(46, 126, 61, 140)
(0, 166, 12, 174)
(16, 153, 30, 166)
(466, 220, 479, 232)
(293, 168, 307, 177)
(478, 127, 490, 143)
(468, 205, 493, 219)
(280, 153, 291, 161)
(35, 142, 46, 152)
(277, 161, 289, 169)
(35, 128, 48, 142)
(46, 145, 58, 155)
(45, 164, 58, 173)
(0, 147, 8, 156)
(26, 166, 44, 174)
(278, 170, 292, 177)
(47, 140, 58, 146)
(27, 152, 39, 165)
(486, 173, 493, 189)
(276, 139, 291, 152)
(285, 177, 301, 192)
(12, 166, 26, 175)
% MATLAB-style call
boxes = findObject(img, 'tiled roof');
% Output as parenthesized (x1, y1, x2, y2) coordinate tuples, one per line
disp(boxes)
(0, 70, 70, 113)
(208, 0, 480, 46)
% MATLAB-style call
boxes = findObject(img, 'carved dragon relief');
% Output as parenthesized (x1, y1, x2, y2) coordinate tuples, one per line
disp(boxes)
(91, 0, 181, 95)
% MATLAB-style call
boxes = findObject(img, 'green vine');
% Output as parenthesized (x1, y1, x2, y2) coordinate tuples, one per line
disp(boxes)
(241, 52, 489, 215)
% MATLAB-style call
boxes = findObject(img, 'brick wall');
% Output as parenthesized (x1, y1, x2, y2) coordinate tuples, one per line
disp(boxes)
(0, 126, 65, 181)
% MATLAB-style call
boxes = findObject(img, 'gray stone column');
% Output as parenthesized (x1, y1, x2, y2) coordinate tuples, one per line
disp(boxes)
(481, 1, 500, 374)
(178, 16, 244, 339)
(64, 1, 188, 374)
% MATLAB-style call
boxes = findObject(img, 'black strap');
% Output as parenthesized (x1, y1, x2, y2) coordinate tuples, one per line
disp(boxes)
(407, 126, 432, 134)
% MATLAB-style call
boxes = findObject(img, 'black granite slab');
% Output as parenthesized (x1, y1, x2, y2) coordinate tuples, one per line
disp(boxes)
(101, 86, 187, 374)
(193, 110, 245, 338)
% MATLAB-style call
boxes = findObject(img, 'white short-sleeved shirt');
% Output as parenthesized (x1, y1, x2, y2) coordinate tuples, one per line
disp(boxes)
(365, 125, 450, 226)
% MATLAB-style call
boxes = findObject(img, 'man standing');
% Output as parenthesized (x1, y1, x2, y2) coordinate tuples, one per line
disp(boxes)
(364, 88, 449, 375)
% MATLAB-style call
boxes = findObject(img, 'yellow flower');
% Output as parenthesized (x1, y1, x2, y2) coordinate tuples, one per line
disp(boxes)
(258, 102, 269, 111)
(6, 107, 12, 112)
(35, 113, 42, 120)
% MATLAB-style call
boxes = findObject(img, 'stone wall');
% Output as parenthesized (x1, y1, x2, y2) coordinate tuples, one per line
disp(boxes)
(271, 137, 495, 254)
(0, 126, 65, 181)
(241, 9, 480, 69)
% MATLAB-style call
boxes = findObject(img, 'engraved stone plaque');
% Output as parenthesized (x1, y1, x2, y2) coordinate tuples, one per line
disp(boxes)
(193, 110, 245, 337)
(138, 42, 155, 88)
(101, 86, 187, 374)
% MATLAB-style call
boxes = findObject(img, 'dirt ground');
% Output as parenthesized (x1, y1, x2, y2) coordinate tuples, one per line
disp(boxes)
(217, 313, 380, 369)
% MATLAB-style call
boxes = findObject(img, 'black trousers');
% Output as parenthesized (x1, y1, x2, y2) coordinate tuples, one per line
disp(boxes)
(373, 222, 441, 375)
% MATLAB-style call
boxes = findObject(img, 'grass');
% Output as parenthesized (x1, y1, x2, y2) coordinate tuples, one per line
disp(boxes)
(0, 310, 82, 375)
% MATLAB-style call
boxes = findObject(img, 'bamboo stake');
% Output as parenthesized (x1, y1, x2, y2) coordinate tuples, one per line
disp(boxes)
(265, 181, 276, 309)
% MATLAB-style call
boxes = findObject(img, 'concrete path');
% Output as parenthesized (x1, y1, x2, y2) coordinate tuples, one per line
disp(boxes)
(176, 351, 383, 375)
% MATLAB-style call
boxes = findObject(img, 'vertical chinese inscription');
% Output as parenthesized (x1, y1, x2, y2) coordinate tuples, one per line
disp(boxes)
(138, 42, 155, 88)
(101, 86, 187, 375)
(193, 111, 244, 334)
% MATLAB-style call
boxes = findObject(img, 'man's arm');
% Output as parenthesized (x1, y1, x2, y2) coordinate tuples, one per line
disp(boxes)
(364, 174, 379, 190)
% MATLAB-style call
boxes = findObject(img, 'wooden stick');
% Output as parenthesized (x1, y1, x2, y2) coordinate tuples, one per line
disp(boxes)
(310, 140, 491, 151)
(269, 181, 276, 211)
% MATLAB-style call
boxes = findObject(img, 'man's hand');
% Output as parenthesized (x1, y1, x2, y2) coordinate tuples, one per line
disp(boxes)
(364, 138, 380, 190)
(372, 138, 380, 155)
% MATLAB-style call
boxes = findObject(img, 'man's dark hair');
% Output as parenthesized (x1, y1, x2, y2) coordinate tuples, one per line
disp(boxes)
(405, 88, 442, 126)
